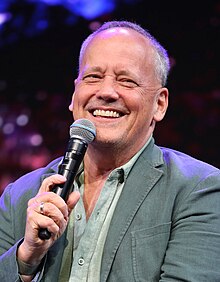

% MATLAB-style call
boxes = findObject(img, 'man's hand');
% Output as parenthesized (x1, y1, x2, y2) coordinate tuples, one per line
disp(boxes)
(17, 174, 80, 266)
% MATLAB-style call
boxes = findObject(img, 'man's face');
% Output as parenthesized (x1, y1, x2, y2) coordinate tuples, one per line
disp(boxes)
(69, 28, 168, 152)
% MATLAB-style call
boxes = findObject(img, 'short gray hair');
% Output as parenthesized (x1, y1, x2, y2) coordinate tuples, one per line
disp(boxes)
(79, 20, 170, 86)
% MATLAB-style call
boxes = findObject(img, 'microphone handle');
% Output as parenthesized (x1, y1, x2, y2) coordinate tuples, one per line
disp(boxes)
(38, 165, 77, 240)
(38, 139, 87, 240)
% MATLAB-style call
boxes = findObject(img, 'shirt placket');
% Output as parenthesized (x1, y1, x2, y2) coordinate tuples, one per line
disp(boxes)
(69, 171, 121, 281)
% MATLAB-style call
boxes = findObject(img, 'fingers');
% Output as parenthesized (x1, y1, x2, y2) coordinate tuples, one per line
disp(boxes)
(19, 174, 80, 265)
(27, 194, 69, 244)
(30, 200, 67, 230)
(18, 198, 64, 265)
(29, 191, 69, 221)
(38, 174, 66, 194)
(27, 174, 80, 239)
(67, 191, 81, 212)
(27, 199, 64, 240)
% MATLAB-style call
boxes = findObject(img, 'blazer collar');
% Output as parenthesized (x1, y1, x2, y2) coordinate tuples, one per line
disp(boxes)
(100, 139, 164, 281)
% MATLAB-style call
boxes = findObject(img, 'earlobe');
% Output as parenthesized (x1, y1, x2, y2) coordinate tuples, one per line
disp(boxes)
(69, 92, 75, 112)
(69, 101, 73, 112)
(153, 88, 169, 122)
(69, 78, 77, 112)
(69, 79, 77, 112)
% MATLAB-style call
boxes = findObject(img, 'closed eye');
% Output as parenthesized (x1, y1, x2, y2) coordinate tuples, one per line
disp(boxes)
(117, 78, 139, 88)
(83, 74, 102, 83)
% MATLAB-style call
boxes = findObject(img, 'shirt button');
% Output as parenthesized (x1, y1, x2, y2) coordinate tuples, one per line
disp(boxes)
(78, 257, 85, 266)
(76, 213, 82, 220)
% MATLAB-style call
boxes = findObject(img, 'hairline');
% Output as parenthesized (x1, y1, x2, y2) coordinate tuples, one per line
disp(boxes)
(78, 21, 170, 86)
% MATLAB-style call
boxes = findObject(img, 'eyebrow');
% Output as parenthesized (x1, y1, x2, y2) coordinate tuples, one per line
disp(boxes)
(83, 66, 104, 73)
(116, 69, 134, 76)
(81, 65, 139, 80)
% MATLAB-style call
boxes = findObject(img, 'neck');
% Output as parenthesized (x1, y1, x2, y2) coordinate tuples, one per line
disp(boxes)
(83, 129, 153, 184)
(82, 136, 151, 220)
(83, 140, 145, 182)
(83, 146, 122, 219)
(86, 145, 129, 174)
(83, 146, 121, 184)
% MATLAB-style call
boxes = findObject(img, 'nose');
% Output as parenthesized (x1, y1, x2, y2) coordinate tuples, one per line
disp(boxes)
(96, 76, 119, 101)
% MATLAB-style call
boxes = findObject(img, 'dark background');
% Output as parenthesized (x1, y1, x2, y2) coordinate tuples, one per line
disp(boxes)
(0, 0, 220, 194)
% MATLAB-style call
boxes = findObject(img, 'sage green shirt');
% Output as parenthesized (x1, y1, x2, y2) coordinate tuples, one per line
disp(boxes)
(59, 137, 152, 282)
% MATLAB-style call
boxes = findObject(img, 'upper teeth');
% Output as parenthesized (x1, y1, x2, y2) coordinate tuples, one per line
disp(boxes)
(93, 110, 120, 118)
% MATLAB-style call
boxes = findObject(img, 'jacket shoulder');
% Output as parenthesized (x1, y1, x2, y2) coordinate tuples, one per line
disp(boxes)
(2, 157, 62, 202)
(159, 146, 219, 177)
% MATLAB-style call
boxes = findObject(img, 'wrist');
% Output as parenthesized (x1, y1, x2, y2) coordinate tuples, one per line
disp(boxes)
(17, 256, 40, 276)
(17, 241, 45, 266)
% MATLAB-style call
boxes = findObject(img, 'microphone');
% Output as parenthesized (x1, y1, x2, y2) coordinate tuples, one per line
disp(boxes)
(38, 118, 96, 240)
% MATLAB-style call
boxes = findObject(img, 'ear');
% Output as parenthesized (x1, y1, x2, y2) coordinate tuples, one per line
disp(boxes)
(68, 79, 77, 112)
(68, 96, 74, 112)
(153, 87, 169, 122)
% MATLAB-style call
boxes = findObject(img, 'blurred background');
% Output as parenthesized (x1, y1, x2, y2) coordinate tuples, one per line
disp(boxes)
(0, 0, 220, 195)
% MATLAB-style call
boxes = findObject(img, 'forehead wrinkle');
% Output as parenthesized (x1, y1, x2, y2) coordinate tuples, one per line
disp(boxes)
(87, 61, 139, 74)
(114, 68, 136, 77)
(80, 65, 106, 76)
(81, 64, 136, 76)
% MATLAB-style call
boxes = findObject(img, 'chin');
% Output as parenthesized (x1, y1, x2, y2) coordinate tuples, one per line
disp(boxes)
(93, 135, 122, 147)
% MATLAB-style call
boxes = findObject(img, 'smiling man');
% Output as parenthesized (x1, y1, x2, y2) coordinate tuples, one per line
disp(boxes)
(1, 21, 220, 282)
(69, 26, 168, 160)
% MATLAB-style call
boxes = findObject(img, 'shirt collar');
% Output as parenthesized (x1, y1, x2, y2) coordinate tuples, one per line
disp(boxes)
(75, 135, 152, 186)
(117, 135, 152, 181)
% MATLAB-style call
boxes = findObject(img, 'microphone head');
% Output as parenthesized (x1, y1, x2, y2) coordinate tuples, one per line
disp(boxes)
(70, 119, 96, 144)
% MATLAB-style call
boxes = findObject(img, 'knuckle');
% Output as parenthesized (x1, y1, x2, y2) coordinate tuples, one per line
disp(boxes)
(28, 198, 35, 206)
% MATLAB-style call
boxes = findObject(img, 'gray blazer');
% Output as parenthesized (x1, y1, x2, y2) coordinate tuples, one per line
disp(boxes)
(1, 138, 220, 281)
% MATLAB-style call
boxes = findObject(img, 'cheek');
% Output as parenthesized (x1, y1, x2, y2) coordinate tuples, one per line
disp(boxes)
(74, 83, 91, 101)
(132, 95, 155, 122)
(128, 95, 149, 114)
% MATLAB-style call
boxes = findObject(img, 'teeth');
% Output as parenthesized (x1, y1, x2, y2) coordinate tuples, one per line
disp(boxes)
(93, 109, 120, 118)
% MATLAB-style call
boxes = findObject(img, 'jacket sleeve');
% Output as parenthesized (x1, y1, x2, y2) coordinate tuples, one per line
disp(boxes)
(0, 183, 44, 282)
(0, 160, 60, 281)
(0, 184, 25, 281)
(160, 170, 220, 281)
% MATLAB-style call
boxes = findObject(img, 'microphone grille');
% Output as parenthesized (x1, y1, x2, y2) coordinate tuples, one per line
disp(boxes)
(69, 119, 96, 144)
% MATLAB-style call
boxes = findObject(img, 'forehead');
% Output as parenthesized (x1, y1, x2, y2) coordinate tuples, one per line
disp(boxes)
(87, 27, 151, 50)
(80, 28, 155, 67)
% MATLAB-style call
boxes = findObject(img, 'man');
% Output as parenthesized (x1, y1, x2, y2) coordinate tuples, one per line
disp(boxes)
(0, 20, 220, 282)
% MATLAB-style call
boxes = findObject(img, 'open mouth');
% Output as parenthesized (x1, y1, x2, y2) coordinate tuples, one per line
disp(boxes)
(92, 109, 122, 118)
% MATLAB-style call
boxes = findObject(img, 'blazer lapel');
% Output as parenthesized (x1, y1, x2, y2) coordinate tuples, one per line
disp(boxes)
(100, 142, 164, 281)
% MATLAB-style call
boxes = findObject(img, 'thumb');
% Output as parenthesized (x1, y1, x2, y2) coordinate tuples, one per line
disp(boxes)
(38, 174, 67, 194)
(66, 191, 80, 214)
